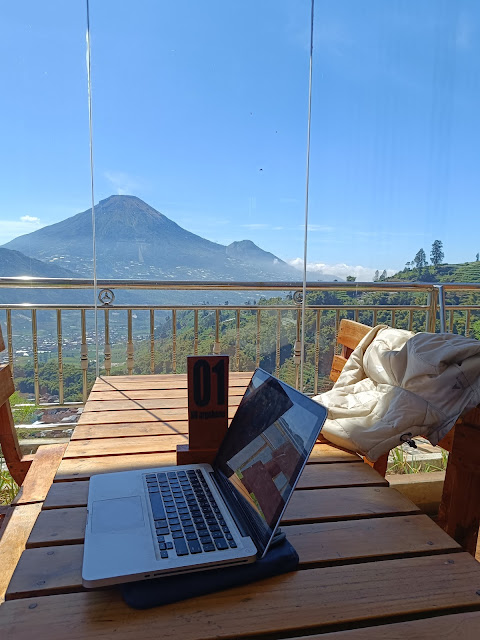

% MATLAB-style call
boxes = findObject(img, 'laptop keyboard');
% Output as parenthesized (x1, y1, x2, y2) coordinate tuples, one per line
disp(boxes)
(145, 469, 238, 559)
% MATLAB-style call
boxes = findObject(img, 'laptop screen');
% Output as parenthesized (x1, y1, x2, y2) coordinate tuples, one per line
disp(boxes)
(213, 369, 327, 555)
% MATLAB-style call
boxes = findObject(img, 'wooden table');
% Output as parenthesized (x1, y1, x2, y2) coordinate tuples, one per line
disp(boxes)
(2, 372, 480, 638)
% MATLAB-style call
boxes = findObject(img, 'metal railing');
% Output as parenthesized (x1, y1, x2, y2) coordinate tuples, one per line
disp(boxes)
(1, 278, 479, 406)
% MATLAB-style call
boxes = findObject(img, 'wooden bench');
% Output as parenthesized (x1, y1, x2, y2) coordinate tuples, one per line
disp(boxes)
(330, 319, 480, 555)
(0, 326, 66, 602)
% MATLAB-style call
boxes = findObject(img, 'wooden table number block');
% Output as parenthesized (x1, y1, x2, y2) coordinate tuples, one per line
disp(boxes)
(176, 355, 229, 465)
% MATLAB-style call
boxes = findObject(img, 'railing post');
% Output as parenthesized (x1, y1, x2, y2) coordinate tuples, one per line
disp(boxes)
(426, 288, 438, 333)
(57, 309, 64, 405)
(437, 285, 446, 333)
(127, 309, 134, 375)
(80, 309, 88, 403)
(104, 309, 111, 375)
(212, 309, 221, 355)
(31, 309, 39, 405)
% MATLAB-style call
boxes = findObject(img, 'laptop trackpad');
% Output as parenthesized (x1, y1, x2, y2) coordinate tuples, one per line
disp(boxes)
(91, 496, 145, 534)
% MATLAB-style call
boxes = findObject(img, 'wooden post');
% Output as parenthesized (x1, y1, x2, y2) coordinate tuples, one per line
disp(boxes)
(437, 408, 480, 556)
(176, 355, 229, 465)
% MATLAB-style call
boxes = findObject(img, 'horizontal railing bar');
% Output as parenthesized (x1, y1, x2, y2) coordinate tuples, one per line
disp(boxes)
(0, 304, 431, 311)
(0, 277, 437, 291)
(441, 306, 480, 311)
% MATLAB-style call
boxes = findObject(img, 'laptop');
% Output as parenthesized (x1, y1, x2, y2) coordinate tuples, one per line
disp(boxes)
(82, 369, 327, 587)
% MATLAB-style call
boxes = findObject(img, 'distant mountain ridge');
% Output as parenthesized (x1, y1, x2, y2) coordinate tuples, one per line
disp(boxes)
(2, 195, 340, 282)
(0, 248, 86, 304)
(0, 248, 78, 279)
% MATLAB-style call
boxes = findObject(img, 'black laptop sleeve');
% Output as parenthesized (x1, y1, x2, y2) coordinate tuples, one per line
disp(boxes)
(120, 534, 298, 609)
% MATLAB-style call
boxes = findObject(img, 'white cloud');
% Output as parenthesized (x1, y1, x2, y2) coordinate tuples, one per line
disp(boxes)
(241, 223, 269, 230)
(104, 171, 141, 195)
(288, 258, 396, 282)
(20, 215, 40, 223)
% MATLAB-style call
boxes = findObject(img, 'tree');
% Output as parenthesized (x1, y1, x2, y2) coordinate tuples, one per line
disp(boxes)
(405, 261, 411, 270)
(413, 248, 427, 272)
(476, 253, 479, 262)
(373, 270, 379, 282)
(346, 275, 356, 282)
(430, 240, 444, 266)
(379, 269, 387, 281)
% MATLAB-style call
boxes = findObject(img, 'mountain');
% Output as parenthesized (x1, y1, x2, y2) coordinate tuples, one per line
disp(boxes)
(0, 247, 79, 279)
(0, 248, 88, 304)
(0, 248, 89, 304)
(3, 195, 340, 282)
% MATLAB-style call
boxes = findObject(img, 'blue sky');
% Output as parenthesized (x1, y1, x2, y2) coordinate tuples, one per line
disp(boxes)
(1, 0, 479, 280)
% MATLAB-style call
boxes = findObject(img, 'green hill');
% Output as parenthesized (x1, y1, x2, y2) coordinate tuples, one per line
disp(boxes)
(387, 261, 480, 283)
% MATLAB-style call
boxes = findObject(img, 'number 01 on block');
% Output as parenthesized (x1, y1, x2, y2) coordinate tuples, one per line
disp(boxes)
(187, 355, 229, 451)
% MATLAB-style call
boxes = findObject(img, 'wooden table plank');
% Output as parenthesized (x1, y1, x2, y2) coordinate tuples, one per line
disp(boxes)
(2, 554, 480, 640)
(27, 486, 419, 548)
(88, 387, 248, 401)
(27, 508, 87, 548)
(7, 515, 461, 600)
(64, 434, 189, 458)
(91, 373, 253, 392)
(289, 612, 480, 639)
(71, 421, 191, 440)
(13, 444, 67, 506)
(84, 396, 243, 412)
(44, 482, 89, 510)
(54, 444, 361, 481)
(55, 452, 178, 481)
(296, 462, 387, 489)
(44, 463, 384, 510)
(0, 504, 42, 604)
(77, 406, 239, 424)
(283, 486, 419, 524)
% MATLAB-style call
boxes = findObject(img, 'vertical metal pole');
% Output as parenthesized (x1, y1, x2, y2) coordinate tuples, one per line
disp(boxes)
(236, 310, 241, 371)
(314, 310, 321, 395)
(57, 310, 64, 405)
(127, 309, 134, 375)
(104, 309, 111, 375)
(150, 309, 155, 374)
(256, 310, 261, 368)
(295, 309, 301, 389)
(32, 309, 39, 405)
(437, 285, 446, 333)
(80, 309, 88, 403)
(172, 309, 177, 374)
(6, 309, 13, 374)
(213, 309, 221, 354)
(194, 310, 198, 355)
(426, 288, 438, 333)
(275, 311, 281, 378)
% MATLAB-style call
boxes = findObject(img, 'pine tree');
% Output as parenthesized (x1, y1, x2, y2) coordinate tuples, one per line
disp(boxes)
(430, 240, 444, 266)
(414, 248, 427, 272)
(373, 270, 379, 282)
(476, 252, 479, 262)
(379, 269, 387, 281)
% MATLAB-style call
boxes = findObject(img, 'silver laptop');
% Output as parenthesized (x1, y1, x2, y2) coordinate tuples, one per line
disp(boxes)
(82, 369, 327, 587)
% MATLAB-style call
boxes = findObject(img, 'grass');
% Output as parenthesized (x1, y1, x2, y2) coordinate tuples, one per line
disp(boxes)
(388, 446, 449, 474)
(0, 454, 18, 505)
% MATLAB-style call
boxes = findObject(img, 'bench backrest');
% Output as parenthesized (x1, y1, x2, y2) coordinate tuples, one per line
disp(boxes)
(0, 326, 31, 484)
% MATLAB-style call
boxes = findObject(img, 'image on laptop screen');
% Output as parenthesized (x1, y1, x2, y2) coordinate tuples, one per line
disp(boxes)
(213, 369, 326, 554)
